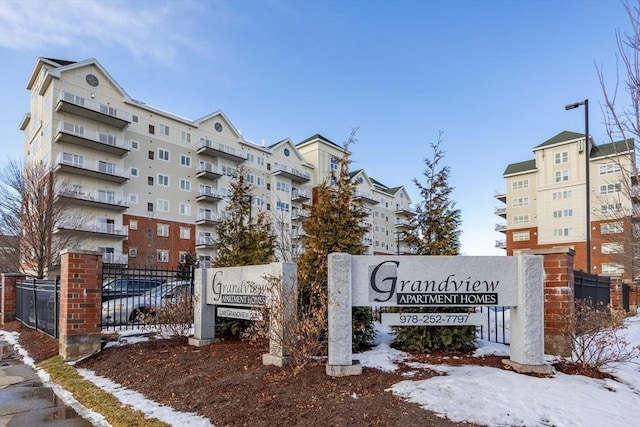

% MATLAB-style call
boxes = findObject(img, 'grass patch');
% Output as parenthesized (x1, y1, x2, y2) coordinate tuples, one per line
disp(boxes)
(38, 356, 169, 427)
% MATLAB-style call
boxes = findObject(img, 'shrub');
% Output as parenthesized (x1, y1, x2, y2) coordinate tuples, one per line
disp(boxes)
(561, 298, 640, 368)
(140, 288, 194, 338)
(391, 307, 476, 353)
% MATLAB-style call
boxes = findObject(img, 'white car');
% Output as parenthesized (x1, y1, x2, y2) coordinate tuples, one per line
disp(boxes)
(102, 280, 192, 325)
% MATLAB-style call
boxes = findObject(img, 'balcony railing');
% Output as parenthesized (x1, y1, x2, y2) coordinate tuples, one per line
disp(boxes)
(56, 91, 130, 128)
(55, 121, 129, 156)
(394, 206, 416, 217)
(196, 162, 223, 180)
(196, 212, 224, 223)
(54, 152, 128, 183)
(495, 239, 506, 249)
(494, 191, 507, 203)
(291, 189, 312, 200)
(58, 187, 128, 210)
(394, 219, 414, 229)
(271, 164, 311, 183)
(102, 253, 128, 264)
(55, 220, 128, 237)
(291, 209, 310, 220)
(353, 190, 381, 204)
(495, 223, 507, 232)
(197, 139, 247, 162)
(196, 236, 218, 246)
(494, 207, 507, 217)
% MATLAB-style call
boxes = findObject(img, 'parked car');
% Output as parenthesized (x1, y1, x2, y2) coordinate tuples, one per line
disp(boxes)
(102, 280, 192, 325)
(102, 278, 165, 301)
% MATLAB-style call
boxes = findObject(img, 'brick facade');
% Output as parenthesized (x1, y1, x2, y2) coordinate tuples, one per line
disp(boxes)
(1, 273, 25, 324)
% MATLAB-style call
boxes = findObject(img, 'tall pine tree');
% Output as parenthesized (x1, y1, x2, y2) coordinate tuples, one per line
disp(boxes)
(297, 129, 375, 351)
(213, 171, 276, 336)
(394, 133, 475, 352)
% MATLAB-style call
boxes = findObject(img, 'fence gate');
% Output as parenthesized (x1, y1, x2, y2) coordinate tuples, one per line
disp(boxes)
(574, 271, 610, 309)
(15, 278, 60, 338)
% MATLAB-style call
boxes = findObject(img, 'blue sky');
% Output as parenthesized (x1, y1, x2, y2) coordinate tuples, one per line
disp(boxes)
(0, 0, 629, 255)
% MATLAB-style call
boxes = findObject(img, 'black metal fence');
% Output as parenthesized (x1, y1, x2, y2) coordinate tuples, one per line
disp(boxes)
(574, 270, 611, 309)
(101, 265, 194, 330)
(622, 283, 630, 312)
(15, 278, 60, 338)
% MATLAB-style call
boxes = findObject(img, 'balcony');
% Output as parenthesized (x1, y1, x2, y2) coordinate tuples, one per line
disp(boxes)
(291, 208, 310, 221)
(495, 239, 507, 250)
(54, 220, 128, 239)
(363, 237, 373, 247)
(196, 236, 218, 249)
(56, 91, 130, 129)
(291, 227, 307, 240)
(494, 191, 506, 204)
(196, 188, 224, 203)
(54, 153, 128, 184)
(54, 122, 129, 157)
(102, 253, 128, 265)
(494, 207, 507, 218)
(196, 212, 224, 226)
(196, 162, 223, 180)
(394, 219, 414, 230)
(291, 189, 311, 201)
(495, 223, 507, 233)
(58, 187, 128, 211)
(394, 206, 416, 217)
(362, 221, 372, 230)
(197, 139, 247, 163)
(353, 190, 380, 205)
(271, 164, 311, 183)
(632, 185, 640, 202)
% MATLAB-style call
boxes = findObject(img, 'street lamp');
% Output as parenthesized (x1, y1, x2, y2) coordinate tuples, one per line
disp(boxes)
(565, 99, 590, 273)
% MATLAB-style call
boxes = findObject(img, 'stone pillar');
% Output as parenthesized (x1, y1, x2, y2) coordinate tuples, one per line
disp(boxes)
(326, 253, 362, 377)
(189, 268, 217, 347)
(625, 280, 638, 312)
(522, 247, 575, 356)
(58, 250, 103, 361)
(1, 273, 25, 324)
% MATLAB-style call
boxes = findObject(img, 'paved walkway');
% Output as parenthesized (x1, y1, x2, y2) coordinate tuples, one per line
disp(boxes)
(0, 340, 95, 427)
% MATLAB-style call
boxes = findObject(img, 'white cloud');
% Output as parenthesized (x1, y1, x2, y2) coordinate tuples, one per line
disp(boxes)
(0, 0, 201, 63)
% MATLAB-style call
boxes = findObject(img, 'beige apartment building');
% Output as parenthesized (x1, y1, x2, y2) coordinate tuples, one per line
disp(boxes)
(495, 131, 638, 280)
(19, 57, 415, 273)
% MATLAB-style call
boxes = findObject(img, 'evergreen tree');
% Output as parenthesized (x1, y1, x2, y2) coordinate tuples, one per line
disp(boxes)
(297, 129, 375, 352)
(394, 133, 475, 353)
(213, 172, 276, 336)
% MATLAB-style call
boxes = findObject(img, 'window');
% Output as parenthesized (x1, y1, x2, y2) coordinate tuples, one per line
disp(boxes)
(128, 247, 137, 257)
(513, 231, 530, 241)
(157, 224, 169, 237)
(129, 193, 138, 204)
(98, 161, 116, 175)
(553, 228, 572, 237)
(179, 179, 191, 191)
(276, 181, 290, 192)
(181, 131, 191, 143)
(157, 249, 169, 263)
(147, 202, 154, 212)
(555, 170, 569, 182)
(221, 165, 236, 177)
(601, 243, 623, 254)
(132, 115, 139, 123)
(130, 167, 139, 177)
(602, 263, 624, 274)
(246, 173, 255, 184)
(257, 157, 265, 166)
(179, 252, 188, 263)
(157, 174, 169, 187)
(256, 176, 265, 187)
(552, 190, 572, 200)
(553, 209, 573, 218)
(180, 154, 191, 167)
(512, 179, 529, 190)
(601, 203, 623, 215)
(330, 156, 338, 171)
(601, 222, 623, 234)
(179, 203, 191, 216)
(599, 163, 621, 175)
(158, 148, 170, 161)
(148, 176, 154, 186)
(600, 183, 622, 194)
(148, 124, 155, 134)
(127, 220, 138, 231)
(148, 150, 155, 160)
(180, 227, 191, 239)
(276, 201, 290, 211)
(62, 152, 83, 167)
(159, 124, 170, 136)
(512, 197, 529, 207)
(554, 151, 568, 164)
(247, 153, 254, 163)
(157, 199, 169, 212)
(513, 214, 529, 224)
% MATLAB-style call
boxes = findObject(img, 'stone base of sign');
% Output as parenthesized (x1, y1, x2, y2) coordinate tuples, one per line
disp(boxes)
(263, 353, 289, 367)
(326, 361, 362, 377)
(502, 359, 555, 376)
(59, 333, 101, 362)
(188, 337, 219, 347)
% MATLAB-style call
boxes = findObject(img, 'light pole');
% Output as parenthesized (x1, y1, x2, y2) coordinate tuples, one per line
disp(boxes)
(565, 99, 590, 273)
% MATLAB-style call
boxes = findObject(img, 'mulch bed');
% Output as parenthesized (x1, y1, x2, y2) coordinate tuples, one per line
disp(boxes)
(1, 321, 613, 427)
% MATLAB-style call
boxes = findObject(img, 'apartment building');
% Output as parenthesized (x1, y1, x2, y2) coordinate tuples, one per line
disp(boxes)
(19, 57, 415, 272)
(495, 131, 638, 280)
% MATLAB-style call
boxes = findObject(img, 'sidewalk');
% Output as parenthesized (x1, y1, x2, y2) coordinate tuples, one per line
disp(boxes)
(0, 339, 95, 427)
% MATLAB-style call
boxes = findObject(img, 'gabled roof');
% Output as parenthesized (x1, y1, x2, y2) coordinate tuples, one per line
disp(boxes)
(43, 57, 76, 66)
(534, 131, 584, 150)
(591, 139, 635, 159)
(296, 133, 347, 152)
(268, 138, 313, 166)
(503, 159, 536, 176)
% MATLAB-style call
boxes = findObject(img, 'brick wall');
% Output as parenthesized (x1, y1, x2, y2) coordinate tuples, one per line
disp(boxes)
(1, 273, 25, 324)
(58, 250, 102, 361)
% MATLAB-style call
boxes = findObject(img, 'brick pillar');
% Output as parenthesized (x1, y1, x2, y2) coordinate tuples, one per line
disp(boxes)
(624, 280, 638, 312)
(520, 247, 575, 356)
(609, 277, 623, 310)
(1, 273, 25, 324)
(59, 249, 102, 361)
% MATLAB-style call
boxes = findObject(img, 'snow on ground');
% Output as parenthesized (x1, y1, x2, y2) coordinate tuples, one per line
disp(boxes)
(3, 310, 640, 427)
